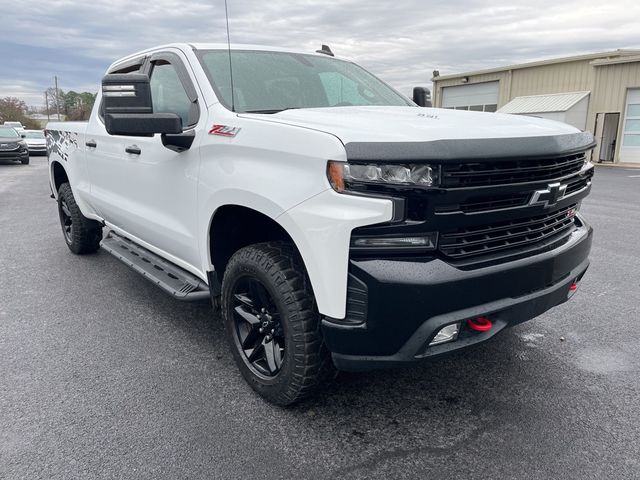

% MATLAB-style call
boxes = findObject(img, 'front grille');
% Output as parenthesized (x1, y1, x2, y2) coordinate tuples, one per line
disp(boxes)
(439, 204, 578, 259)
(441, 153, 586, 188)
(434, 192, 531, 215)
(565, 170, 593, 196)
(0, 143, 19, 151)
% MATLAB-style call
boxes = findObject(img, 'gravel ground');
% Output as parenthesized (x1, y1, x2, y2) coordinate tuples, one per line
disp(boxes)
(1, 156, 639, 479)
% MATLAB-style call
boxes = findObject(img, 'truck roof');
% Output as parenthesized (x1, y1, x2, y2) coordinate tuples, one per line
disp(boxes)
(109, 43, 346, 71)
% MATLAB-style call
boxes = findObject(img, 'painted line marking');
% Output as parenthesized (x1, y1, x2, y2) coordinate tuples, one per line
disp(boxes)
(628, 175, 640, 178)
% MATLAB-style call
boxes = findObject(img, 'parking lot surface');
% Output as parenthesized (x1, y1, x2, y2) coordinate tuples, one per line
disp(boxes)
(1, 156, 639, 479)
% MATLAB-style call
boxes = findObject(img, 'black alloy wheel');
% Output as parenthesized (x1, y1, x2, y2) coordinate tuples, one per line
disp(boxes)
(231, 276, 285, 378)
(221, 242, 334, 405)
(56, 182, 102, 254)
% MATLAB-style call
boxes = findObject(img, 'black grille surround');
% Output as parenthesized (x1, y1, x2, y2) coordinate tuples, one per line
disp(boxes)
(441, 153, 586, 188)
(439, 204, 578, 260)
(350, 150, 595, 266)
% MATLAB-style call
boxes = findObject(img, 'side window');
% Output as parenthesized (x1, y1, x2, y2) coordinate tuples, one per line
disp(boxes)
(150, 62, 193, 127)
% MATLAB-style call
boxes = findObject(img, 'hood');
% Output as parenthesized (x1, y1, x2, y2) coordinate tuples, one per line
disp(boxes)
(242, 106, 593, 160)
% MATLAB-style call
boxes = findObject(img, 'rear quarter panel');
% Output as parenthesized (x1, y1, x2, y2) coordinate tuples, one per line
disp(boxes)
(45, 122, 97, 219)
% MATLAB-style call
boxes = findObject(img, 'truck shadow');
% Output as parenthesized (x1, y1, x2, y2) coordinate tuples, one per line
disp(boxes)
(94, 250, 562, 475)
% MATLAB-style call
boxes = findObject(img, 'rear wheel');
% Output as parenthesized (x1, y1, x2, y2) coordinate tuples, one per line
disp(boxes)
(57, 183, 102, 254)
(221, 242, 333, 406)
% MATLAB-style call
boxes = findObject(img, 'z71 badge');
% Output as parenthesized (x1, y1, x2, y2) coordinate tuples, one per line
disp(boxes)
(208, 125, 241, 137)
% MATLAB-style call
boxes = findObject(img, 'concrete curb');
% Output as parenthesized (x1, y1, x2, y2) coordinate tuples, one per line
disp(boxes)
(593, 162, 640, 169)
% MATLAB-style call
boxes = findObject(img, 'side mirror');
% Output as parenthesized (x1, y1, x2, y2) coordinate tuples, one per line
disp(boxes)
(413, 87, 432, 107)
(21, 134, 26, 138)
(101, 73, 183, 137)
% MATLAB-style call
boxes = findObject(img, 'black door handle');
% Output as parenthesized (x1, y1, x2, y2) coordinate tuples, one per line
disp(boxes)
(85, 140, 97, 148)
(125, 145, 141, 155)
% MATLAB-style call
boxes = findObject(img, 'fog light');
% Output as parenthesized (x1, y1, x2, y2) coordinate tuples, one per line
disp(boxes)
(429, 323, 460, 346)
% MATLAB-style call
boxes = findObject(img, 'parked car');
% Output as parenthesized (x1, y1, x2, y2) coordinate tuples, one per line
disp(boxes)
(0, 126, 29, 164)
(45, 43, 595, 405)
(21, 129, 47, 155)
(3, 121, 25, 133)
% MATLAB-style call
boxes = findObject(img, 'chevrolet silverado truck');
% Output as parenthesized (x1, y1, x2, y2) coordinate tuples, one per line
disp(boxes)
(46, 43, 595, 405)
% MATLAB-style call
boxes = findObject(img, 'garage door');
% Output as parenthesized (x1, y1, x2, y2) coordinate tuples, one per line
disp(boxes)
(620, 89, 640, 163)
(441, 81, 499, 112)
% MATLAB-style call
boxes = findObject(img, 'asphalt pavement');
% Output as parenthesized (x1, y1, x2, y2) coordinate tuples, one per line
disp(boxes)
(1, 156, 639, 479)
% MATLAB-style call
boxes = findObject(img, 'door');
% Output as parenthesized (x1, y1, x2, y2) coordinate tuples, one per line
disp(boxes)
(441, 81, 499, 111)
(88, 50, 204, 272)
(86, 56, 147, 220)
(595, 113, 620, 163)
(620, 89, 640, 163)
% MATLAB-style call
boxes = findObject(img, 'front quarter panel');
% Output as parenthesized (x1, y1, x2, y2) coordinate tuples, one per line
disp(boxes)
(198, 111, 345, 262)
(278, 189, 393, 319)
(198, 109, 393, 317)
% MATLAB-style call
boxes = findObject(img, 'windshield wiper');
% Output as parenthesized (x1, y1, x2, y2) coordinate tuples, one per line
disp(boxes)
(242, 107, 303, 114)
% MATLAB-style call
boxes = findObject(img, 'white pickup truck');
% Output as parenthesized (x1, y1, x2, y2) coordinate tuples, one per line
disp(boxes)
(46, 43, 595, 405)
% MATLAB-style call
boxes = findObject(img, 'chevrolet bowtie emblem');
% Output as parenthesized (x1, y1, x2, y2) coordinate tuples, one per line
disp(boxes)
(529, 182, 568, 208)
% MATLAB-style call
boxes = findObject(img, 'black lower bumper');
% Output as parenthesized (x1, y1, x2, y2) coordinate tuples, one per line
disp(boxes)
(323, 217, 593, 371)
(0, 150, 29, 161)
(28, 147, 47, 155)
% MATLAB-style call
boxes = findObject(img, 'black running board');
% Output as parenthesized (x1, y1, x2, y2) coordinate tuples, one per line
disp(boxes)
(100, 230, 210, 302)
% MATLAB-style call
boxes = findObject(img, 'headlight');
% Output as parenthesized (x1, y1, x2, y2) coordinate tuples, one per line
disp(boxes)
(328, 161, 439, 193)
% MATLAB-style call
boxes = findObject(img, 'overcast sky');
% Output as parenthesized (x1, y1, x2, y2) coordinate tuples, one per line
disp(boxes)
(2, 0, 639, 106)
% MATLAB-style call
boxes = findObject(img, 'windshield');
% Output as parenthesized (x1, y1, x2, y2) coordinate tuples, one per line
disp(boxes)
(198, 50, 412, 113)
(24, 131, 44, 139)
(0, 127, 19, 138)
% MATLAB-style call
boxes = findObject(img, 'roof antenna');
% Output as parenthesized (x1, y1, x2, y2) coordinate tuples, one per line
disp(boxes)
(224, 0, 235, 112)
(316, 44, 335, 57)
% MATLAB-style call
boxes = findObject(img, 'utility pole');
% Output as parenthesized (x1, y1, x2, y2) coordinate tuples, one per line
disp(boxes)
(54, 75, 61, 121)
(44, 91, 50, 122)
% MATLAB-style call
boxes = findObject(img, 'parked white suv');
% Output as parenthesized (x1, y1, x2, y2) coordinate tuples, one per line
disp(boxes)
(22, 130, 48, 155)
(46, 44, 595, 405)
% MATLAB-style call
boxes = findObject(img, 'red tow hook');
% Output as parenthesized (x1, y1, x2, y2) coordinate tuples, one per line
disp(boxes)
(568, 281, 579, 298)
(467, 316, 493, 332)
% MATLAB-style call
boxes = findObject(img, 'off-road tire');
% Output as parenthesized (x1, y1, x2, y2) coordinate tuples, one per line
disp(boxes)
(221, 241, 334, 406)
(57, 183, 102, 254)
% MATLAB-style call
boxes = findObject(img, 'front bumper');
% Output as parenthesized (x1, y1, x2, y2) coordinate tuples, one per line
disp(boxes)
(323, 217, 592, 371)
(27, 144, 47, 154)
(0, 148, 29, 161)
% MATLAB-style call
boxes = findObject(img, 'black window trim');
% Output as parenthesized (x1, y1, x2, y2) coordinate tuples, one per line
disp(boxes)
(108, 55, 148, 75)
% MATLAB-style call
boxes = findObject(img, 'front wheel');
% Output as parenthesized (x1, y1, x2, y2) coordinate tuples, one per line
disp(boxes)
(221, 242, 333, 406)
(57, 183, 102, 254)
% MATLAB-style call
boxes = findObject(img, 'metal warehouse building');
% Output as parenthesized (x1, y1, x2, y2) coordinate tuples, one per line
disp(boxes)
(431, 49, 640, 164)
